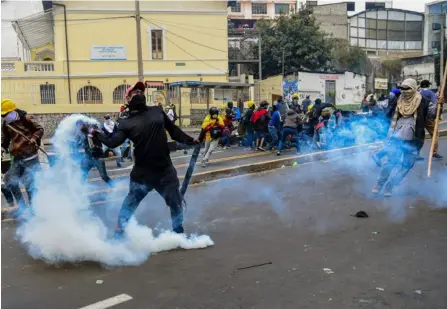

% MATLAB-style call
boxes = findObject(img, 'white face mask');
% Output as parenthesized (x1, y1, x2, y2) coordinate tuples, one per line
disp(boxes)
(3, 111, 18, 124)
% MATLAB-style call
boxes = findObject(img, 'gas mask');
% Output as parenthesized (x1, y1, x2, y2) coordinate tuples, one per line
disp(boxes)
(129, 94, 147, 111)
(2, 111, 18, 124)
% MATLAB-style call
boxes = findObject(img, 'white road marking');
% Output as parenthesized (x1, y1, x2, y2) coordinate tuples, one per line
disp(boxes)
(78, 294, 133, 309)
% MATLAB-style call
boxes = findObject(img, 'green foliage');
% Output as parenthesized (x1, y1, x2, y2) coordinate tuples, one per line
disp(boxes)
(252, 9, 334, 78)
(381, 59, 402, 78)
(330, 39, 371, 75)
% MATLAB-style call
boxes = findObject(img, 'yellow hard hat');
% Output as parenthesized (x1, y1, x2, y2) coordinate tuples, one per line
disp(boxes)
(247, 100, 255, 108)
(1, 99, 16, 115)
(292, 93, 299, 98)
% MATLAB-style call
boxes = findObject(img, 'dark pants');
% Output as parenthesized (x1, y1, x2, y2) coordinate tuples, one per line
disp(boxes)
(116, 165, 184, 235)
(4, 157, 40, 207)
(221, 135, 231, 147)
(81, 156, 112, 185)
(278, 127, 300, 152)
(268, 126, 280, 149)
(377, 139, 417, 189)
(244, 126, 254, 148)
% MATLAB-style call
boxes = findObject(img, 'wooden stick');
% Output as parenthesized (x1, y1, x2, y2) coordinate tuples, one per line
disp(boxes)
(427, 65, 447, 177)
(5, 124, 49, 159)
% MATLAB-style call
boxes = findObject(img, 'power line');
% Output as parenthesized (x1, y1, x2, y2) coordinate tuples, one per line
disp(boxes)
(141, 18, 226, 73)
(146, 18, 228, 39)
(2, 16, 134, 23)
(148, 17, 227, 31)
(142, 17, 226, 53)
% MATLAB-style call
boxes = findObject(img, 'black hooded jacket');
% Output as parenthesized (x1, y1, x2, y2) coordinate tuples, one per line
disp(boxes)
(97, 106, 194, 174)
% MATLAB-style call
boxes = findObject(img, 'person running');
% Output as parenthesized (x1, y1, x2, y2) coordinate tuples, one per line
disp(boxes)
(372, 79, 429, 197)
(199, 107, 225, 167)
(277, 108, 302, 155)
(102, 115, 122, 168)
(419, 79, 443, 159)
(1, 99, 43, 213)
(268, 104, 281, 151)
(93, 81, 199, 237)
(251, 101, 270, 151)
(242, 101, 256, 149)
(75, 120, 114, 186)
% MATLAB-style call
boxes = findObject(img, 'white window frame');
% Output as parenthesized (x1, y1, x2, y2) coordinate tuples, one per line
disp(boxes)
(147, 25, 167, 60)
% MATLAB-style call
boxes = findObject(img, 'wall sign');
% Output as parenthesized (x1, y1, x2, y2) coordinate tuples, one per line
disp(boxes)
(319, 75, 339, 80)
(374, 78, 388, 90)
(90, 46, 127, 60)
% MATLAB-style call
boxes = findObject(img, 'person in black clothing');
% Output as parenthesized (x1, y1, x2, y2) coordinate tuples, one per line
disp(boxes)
(74, 120, 113, 185)
(91, 81, 198, 236)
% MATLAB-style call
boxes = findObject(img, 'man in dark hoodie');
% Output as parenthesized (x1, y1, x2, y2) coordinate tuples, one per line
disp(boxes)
(1, 99, 43, 210)
(277, 108, 302, 155)
(91, 81, 198, 236)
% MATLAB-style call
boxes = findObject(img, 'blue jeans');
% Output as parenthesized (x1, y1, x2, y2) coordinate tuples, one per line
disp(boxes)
(244, 126, 254, 148)
(377, 139, 417, 188)
(121, 139, 132, 159)
(116, 165, 183, 235)
(278, 127, 300, 152)
(221, 135, 231, 147)
(255, 130, 266, 140)
(81, 156, 112, 185)
(268, 126, 279, 149)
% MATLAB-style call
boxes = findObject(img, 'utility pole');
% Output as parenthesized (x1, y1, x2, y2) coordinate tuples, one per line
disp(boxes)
(258, 35, 262, 81)
(282, 49, 285, 76)
(135, 0, 144, 82)
(441, 13, 445, 87)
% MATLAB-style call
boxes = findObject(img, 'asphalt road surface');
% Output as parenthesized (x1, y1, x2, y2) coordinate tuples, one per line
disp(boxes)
(2, 139, 446, 309)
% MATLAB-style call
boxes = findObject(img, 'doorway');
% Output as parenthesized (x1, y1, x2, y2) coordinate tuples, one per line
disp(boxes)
(325, 80, 336, 104)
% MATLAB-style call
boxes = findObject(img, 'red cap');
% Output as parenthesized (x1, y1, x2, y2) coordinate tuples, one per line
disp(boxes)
(125, 81, 145, 98)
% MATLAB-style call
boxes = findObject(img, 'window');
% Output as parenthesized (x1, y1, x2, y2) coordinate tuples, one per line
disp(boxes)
(366, 39, 377, 48)
(350, 26, 358, 37)
(347, 2, 355, 12)
(377, 30, 387, 40)
(231, 2, 241, 12)
(151, 30, 163, 60)
(358, 18, 366, 28)
(366, 29, 377, 39)
(366, 19, 377, 29)
(429, 3, 442, 14)
(432, 41, 441, 49)
(40, 84, 55, 104)
(388, 30, 405, 41)
(387, 20, 405, 31)
(365, 2, 385, 10)
(377, 20, 387, 30)
(77, 86, 103, 104)
(433, 23, 442, 30)
(406, 21, 422, 32)
(275, 3, 289, 14)
(406, 31, 422, 41)
(113, 84, 131, 104)
(252, 3, 267, 14)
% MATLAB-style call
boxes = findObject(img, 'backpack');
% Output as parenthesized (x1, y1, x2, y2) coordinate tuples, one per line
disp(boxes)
(210, 125, 222, 139)
(393, 114, 416, 141)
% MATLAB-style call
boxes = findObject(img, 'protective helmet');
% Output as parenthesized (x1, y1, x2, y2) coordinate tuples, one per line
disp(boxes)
(292, 93, 299, 98)
(1, 99, 16, 115)
(209, 106, 219, 116)
(247, 100, 255, 108)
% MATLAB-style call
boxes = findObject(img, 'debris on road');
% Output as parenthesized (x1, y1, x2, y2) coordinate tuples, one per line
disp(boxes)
(371, 232, 379, 235)
(323, 268, 334, 274)
(237, 261, 272, 271)
(376, 287, 384, 291)
(292, 162, 298, 167)
(351, 211, 369, 218)
(96, 280, 103, 284)
(414, 290, 422, 295)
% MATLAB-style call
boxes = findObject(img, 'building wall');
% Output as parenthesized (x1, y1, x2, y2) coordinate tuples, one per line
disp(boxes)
(401, 61, 437, 88)
(297, 72, 366, 105)
(313, 3, 349, 40)
(423, 1, 447, 55)
(228, 0, 296, 21)
(256, 75, 283, 103)
(1, 0, 229, 125)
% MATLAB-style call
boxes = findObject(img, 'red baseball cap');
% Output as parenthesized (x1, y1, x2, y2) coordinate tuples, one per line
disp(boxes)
(125, 81, 145, 98)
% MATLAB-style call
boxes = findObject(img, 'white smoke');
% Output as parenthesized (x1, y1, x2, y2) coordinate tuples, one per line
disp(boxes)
(16, 114, 214, 266)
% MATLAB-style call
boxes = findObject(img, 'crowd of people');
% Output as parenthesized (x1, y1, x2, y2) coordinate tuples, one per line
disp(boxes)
(0, 77, 443, 232)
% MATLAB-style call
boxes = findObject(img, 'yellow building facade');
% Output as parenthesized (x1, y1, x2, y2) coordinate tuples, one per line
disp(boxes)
(1, 0, 229, 127)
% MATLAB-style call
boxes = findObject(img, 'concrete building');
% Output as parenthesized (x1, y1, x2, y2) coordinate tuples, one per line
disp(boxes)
(401, 55, 438, 88)
(312, 2, 353, 40)
(423, 0, 447, 56)
(348, 8, 424, 59)
(1, 0, 44, 60)
(298, 0, 393, 16)
(228, 0, 296, 29)
(1, 0, 230, 131)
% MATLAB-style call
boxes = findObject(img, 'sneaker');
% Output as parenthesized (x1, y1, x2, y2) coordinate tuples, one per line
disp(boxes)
(258, 147, 266, 152)
(371, 154, 382, 167)
(183, 150, 188, 155)
(173, 226, 184, 234)
(201, 159, 208, 167)
(433, 153, 443, 159)
(117, 162, 122, 168)
(277, 151, 281, 156)
(383, 183, 393, 197)
(372, 183, 383, 194)
(416, 155, 424, 161)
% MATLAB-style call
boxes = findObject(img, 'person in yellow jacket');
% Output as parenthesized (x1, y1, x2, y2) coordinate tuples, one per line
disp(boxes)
(198, 107, 225, 167)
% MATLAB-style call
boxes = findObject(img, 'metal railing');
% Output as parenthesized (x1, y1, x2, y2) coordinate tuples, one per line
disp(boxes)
(1, 62, 16, 72)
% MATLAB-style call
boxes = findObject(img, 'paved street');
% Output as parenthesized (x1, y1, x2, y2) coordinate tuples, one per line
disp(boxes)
(2, 138, 446, 309)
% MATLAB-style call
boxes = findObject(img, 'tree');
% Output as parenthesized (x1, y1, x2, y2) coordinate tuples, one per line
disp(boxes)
(251, 8, 334, 79)
(331, 39, 371, 75)
(381, 59, 402, 79)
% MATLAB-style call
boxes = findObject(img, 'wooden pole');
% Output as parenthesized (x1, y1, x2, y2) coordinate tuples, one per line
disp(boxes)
(427, 65, 447, 177)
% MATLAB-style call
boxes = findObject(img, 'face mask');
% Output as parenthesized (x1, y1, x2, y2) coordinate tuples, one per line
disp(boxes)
(129, 94, 147, 110)
(401, 89, 414, 100)
(3, 111, 18, 124)
(211, 114, 217, 119)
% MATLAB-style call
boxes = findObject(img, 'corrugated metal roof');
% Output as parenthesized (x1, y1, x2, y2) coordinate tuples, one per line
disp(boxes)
(12, 9, 54, 50)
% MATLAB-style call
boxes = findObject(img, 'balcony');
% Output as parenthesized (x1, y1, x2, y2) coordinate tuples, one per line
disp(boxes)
(24, 62, 55, 72)
(2, 61, 61, 77)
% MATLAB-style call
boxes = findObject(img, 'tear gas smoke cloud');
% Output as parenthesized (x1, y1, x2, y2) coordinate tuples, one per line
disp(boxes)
(16, 114, 213, 266)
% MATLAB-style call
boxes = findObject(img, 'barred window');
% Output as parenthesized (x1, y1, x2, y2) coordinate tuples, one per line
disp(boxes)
(40, 84, 56, 104)
(77, 86, 103, 104)
(113, 84, 130, 104)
